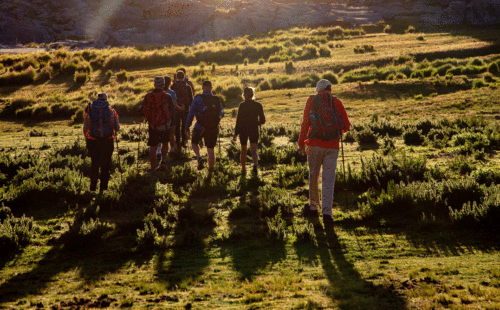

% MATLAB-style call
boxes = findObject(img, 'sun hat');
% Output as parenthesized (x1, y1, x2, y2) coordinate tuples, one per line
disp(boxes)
(315, 79, 332, 92)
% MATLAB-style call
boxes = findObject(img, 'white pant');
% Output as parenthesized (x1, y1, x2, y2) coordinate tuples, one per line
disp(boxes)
(307, 146, 339, 216)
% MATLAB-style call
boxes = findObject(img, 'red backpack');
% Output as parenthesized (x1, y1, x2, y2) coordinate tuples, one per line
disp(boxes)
(308, 94, 342, 141)
(171, 80, 193, 111)
(142, 91, 170, 129)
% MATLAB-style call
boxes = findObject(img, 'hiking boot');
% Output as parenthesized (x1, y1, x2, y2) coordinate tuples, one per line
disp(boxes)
(303, 203, 319, 217)
(90, 181, 97, 192)
(197, 157, 205, 170)
(323, 214, 334, 226)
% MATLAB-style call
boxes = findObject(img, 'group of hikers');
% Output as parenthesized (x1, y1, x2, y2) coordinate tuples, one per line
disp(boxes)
(83, 69, 350, 224)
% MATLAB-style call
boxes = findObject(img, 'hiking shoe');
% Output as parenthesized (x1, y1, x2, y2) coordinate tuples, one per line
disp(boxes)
(323, 214, 334, 226)
(197, 157, 205, 170)
(303, 203, 319, 217)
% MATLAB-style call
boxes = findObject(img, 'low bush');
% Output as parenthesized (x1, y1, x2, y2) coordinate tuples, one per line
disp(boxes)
(0, 214, 35, 254)
(355, 128, 378, 145)
(0, 67, 36, 87)
(403, 127, 425, 145)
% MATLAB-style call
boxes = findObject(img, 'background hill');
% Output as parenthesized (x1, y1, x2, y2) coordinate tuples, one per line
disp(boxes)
(1, 0, 500, 47)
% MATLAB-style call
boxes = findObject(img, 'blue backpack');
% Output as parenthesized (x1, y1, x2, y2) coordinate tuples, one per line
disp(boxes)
(89, 100, 115, 138)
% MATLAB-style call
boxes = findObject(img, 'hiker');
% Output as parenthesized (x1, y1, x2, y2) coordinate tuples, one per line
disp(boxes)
(83, 92, 120, 192)
(163, 75, 179, 155)
(139, 76, 173, 172)
(232, 87, 266, 173)
(171, 70, 194, 149)
(185, 80, 224, 170)
(298, 79, 350, 225)
(176, 67, 195, 97)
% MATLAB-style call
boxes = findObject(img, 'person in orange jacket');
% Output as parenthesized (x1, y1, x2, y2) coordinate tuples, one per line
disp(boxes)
(298, 79, 350, 225)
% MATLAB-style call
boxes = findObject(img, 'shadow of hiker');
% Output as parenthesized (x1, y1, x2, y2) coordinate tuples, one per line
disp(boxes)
(311, 220, 408, 310)
(0, 226, 153, 305)
(154, 203, 216, 289)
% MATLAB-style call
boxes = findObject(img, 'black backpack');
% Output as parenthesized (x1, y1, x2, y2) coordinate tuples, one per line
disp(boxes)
(199, 94, 222, 132)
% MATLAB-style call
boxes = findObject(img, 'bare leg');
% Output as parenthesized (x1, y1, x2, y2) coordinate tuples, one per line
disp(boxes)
(240, 144, 247, 171)
(250, 143, 258, 167)
(149, 146, 157, 171)
(207, 148, 215, 168)
(192, 142, 201, 160)
(161, 143, 168, 163)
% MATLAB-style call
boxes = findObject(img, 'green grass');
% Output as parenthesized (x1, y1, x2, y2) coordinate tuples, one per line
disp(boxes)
(1, 24, 500, 309)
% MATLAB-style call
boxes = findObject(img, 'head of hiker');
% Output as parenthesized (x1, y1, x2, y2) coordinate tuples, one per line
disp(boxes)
(176, 70, 185, 81)
(243, 87, 255, 101)
(154, 76, 165, 90)
(97, 92, 108, 101)
(202, 80, 212, 93)
(316, 79, 332, 93)
(164, 76, 171, 88)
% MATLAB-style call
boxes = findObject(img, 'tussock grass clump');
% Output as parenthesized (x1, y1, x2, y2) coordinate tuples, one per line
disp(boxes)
(0, 213, 35, 255)
(0, 67, 36, 87)
(360, 177, 487, 221)
(403, 127, 425, 146)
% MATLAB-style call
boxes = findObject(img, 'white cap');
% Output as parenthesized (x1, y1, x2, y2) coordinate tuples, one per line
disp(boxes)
(315, 79, 332, 92)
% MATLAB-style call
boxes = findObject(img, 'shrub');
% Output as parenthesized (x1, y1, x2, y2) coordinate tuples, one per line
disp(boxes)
(267, 208, 287, 242)
(0, 67, 36, 87)
(383, 25, 392, 33)
(355, 128, 378, 145)
(258, 58, 265, 65)
(321, 71, 339, 84)
(487, 61, 500, 75)
(116, 70, 128, 82)
(403, 127, 425, 145)
(484, 73, 496, 83)
(285, 61, 295, 75)
(319, 46, 331, 57)
(416, 35, 425, 41)
(244, 58, 249, 65)
(136, 222, 159, 248)
(472, 79, 487, 89)
(0, 214, 35, 254)
(74, 72, 88, 84)
(405, 25, 416, 33)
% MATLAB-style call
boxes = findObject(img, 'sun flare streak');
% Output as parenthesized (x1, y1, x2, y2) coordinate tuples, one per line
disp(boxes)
(86, 0, 127, 39)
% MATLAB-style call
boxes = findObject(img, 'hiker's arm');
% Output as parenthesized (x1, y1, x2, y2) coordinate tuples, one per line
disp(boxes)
(298, 97, 313, 148)
(334, 98, 350, 133)
(83, 113, 89, 136)
(185, 97, 199, 133)
(188, 81, 195, 97)
(233, 104, 242, 141)
(258, 103, 266, 125)
(113, 109, 121, 132)
(219, 103, 225, 119)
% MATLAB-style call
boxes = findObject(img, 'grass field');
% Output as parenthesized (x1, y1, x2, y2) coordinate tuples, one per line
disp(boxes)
(1, 23, 500, 309)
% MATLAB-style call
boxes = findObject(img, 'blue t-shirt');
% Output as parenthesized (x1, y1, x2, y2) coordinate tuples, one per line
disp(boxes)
(166, 89, 177, 101)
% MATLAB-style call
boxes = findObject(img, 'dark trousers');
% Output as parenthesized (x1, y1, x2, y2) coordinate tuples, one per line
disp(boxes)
(86, 138, 114, 190)
(174, 111, 188, 147)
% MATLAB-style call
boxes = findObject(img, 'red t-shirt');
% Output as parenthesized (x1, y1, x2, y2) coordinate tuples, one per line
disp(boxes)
(298, 91, 350, 149)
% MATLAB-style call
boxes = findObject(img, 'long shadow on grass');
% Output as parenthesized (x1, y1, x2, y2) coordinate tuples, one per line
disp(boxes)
(154, 203, 216, 289)
(0, 231, 151, 304)
(223, 190, 287, 281)
(308, 219, 407, 309)
(0, 171, 160, 303)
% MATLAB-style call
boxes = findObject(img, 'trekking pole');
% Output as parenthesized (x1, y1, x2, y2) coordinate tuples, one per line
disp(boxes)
(137, 118, 141, 171)
(218, 124, 222, 162)
(115, 135, 123, 184)
(340, 132, 349, 211)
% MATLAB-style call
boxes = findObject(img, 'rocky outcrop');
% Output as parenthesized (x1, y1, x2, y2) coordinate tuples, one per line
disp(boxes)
(1, 0, 499, 47)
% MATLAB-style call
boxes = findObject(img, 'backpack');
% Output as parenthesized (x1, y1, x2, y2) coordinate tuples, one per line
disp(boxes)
(142, 91, 170, 130)
(171, 80, 193, 111)
(88, 101, 115, 139)
(199, 95, 222, 132)
(308, 94, 342, 141)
